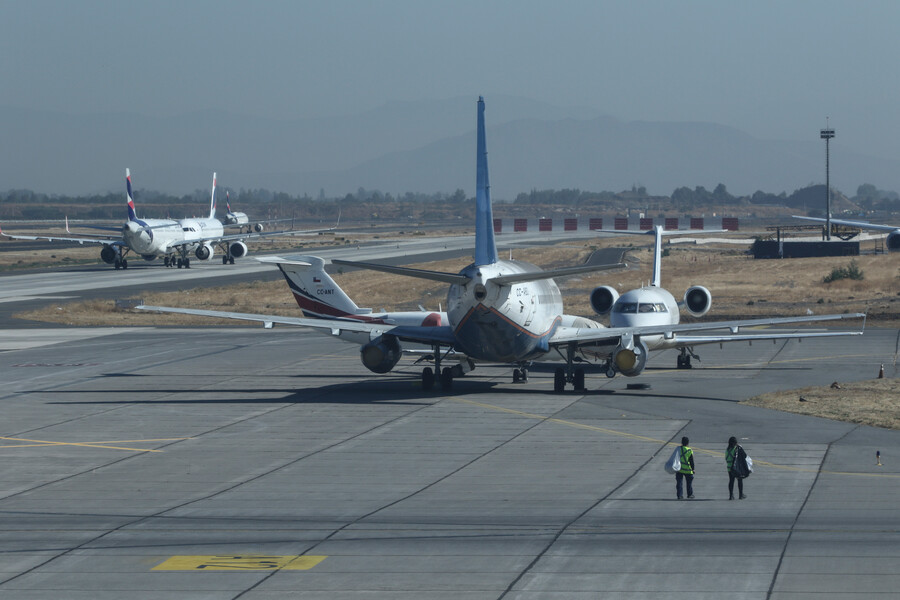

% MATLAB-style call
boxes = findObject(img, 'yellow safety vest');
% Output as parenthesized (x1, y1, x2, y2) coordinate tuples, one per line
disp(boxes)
(679, 446, 693, 474)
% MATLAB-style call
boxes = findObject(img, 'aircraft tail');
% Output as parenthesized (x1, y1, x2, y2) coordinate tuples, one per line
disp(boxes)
(260, 255, 371, 319)
(209, 172, 217, 219)
(474, 96, 499, 266)
(651, 225, 663, 287)
(125, 168, 138, 222)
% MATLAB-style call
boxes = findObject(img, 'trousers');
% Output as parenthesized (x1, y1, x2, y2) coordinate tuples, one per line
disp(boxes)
(675, 472, 694, 498)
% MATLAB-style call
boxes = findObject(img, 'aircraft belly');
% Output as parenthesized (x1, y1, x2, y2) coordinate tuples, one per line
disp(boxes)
(453, 309, 554, 362)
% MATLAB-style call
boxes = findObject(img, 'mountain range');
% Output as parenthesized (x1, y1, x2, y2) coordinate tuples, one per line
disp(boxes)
(1, 96, 897, 199)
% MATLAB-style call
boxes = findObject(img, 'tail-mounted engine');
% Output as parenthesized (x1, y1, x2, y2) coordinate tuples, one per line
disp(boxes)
(100, 245, 118, 264)
(229, 241, 248, 258)
(195, 244, 214, 261)
(887, 230, 900, 251)
(360, 334, 402, 373)
(590, 286, 620, 316)
(612, 338, 649, 377)
(683, 285, 712, 317)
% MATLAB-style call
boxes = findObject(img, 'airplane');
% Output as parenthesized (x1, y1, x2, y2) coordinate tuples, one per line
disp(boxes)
(138, 97, 865, 392)
(0, 170, 335, 269)
(583, 225, 867, 375)
(793, 215, 900, 251)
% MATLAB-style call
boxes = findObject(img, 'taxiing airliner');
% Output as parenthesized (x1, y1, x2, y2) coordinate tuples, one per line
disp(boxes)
(139, 97, 865, 392)
(0, 170, 335, 269)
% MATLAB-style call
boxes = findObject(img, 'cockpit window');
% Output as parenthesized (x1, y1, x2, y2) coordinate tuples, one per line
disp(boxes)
(639, 302, 668, 313)
(615, 302, 638, 314)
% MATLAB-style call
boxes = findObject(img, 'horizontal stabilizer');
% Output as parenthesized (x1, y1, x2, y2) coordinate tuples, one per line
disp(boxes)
(331, 259, 470, 285)
(490, 262, 625, 286)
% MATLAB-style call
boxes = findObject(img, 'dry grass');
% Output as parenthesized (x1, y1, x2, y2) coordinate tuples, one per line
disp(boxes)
(744, 377, 900, 430)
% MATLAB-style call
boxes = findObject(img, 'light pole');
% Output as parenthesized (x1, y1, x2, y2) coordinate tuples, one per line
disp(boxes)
(820, 123, 835, 241)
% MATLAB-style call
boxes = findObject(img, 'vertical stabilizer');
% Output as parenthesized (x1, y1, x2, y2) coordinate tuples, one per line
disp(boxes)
(650, 225, 663, 287)
(125, 168, 137, 222)
(474, 96, 499, 266)
(276, 256, 365, 318)
(209, 172, 217, 219)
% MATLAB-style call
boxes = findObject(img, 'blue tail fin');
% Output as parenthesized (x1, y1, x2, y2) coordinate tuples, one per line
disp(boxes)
(474, 96, 498, 266)
(125, 168, 137, 222)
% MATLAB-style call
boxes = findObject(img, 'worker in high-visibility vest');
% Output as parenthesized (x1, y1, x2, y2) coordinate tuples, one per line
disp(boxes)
(676, 436, 695, 499)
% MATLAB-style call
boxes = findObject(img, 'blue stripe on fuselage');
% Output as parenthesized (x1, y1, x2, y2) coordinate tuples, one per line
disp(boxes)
(453, 304, 559, 362)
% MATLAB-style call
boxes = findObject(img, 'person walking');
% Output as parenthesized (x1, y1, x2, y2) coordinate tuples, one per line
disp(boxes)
(726, 436, 747, 500)
(675, 436, 695, 499)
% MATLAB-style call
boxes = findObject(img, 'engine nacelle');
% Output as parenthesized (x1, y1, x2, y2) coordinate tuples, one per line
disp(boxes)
(253, 223, 264, 233)
(683, 285, 712, 317)
(100, 245, 117, 264)
(224, 212, 249, 226)
(887, 230, 900, 251)
(590, 285, 620, 316)
(612, 339, 649, 377)
(229, 241, 248, 258)
(195, 244, 214, 261)
(360, 334, 402, 373)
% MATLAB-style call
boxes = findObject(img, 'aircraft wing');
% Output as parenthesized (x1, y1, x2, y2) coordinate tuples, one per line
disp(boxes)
(135, 305, 457, 346)
(792, 215, 898, 233)
(0, 228, 121, 245)
(548, 312, 866, 346)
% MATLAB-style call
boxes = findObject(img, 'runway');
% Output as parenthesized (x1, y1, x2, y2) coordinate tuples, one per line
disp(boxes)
(0, 325, 897, 598)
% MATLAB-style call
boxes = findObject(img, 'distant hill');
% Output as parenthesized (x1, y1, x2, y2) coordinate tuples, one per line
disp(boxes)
(1, 97, 898, 198)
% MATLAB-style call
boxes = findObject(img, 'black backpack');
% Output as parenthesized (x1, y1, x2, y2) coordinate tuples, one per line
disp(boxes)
(732, 445, 751, 479)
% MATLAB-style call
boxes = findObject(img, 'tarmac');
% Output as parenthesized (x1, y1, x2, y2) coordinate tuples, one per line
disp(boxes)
(0, 324, 897, 599)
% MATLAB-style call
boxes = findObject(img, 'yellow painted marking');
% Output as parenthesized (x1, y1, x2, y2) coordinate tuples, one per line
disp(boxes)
(152, 555, 326, 571)
(0, 436, 191, 453)
(453, 397, 900, 479)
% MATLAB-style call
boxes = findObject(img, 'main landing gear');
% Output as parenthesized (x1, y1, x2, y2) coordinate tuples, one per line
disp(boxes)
(221, 254, 235, 265)
(421, 346, 472, 391)
(554, 342, 587, 393)
(676, 347, 699, 369)
(164, 255, 191, 268)
(113, 258, 128, 269)
(512, 365, 529, 383)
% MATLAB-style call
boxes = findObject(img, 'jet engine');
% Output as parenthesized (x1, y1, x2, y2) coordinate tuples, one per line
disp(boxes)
(100, 245, 117, 264)
(590, 286, 620, 316)
(253, 223, 264, 233)
(611, 338, 649, 377)
(887, 230, 900, 251)
(195, 244, 214, 261)
(683, 285, 712, 317)
(360, 334, 402, 373)
(229, 241, 248, 258)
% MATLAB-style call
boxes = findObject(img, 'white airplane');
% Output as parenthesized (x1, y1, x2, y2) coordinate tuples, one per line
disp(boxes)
(0, 170, 334, 269)
(793, 215, 900, 251)
(139, 97, 865, 392)
(584, 225, 867, 377)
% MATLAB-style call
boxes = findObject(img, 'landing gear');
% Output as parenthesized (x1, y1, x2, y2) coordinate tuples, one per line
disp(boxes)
(677, 347, 698, 369)
(440, 367, 454, 389)
(422, 345, 458, 390)
(114, 258, 128, 270)
(512, 366, 528, 383)
(552, 343, 588, 393)
(422, 367, 435, 390)
(554, 367, 565, 392)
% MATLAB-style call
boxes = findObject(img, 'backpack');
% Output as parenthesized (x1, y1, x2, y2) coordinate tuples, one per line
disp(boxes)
(732, 445, 752, 479)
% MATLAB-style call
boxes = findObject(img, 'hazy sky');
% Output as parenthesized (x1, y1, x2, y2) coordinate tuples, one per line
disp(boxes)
(3, 0, 900, 159)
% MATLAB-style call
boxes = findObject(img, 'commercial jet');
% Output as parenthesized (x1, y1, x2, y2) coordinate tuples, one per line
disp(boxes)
(793, 215, 900, 251)
(0, 170, 334, 269)
(138, 97, 865, 392)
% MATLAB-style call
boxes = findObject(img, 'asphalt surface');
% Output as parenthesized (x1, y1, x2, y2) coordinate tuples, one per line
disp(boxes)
(0, 325, 897, 599)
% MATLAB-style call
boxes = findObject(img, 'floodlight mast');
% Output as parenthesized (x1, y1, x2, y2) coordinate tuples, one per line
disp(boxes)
(820, 122, 835, 241)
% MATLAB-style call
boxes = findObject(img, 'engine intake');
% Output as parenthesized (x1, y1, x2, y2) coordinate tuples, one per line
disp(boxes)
(590, 286, 619, 316)
(253, 223, 264, 233)
(887, 230, 900, 251)
(195, 244, 214, 261)
(683, 285, 712, 317)
(612, 339, 649, 377)
(229, 241, 248, 258)
(100, 245, 117, 264)
(360, 334, 402, 373)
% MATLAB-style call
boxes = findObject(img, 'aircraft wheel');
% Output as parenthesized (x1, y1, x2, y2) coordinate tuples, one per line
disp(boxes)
(606, 368, 616, 378)
(573, 368, 585, 391)
(164, 257, 170, 267)
(222, 256, 228, 265)
(553, 367, 565, 392)
(422, 367, 434, 390)
(114, 260, 121, 270)
(229, 256, 235, 265)
(520, 368, 528, 382)
(185, 258, 191, 269)
(122, 259, 128, 269)
(440, 367, 453, 389)
(512, 368, 521, 383)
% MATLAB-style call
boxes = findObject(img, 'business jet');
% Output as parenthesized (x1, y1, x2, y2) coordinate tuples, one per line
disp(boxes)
(139, 97, 865, 392)
(0, 170, 335, 269)
(793, 215, 900, 251)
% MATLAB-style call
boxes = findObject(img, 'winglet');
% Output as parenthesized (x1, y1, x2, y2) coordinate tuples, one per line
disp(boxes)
(209, 172, 217, 219)
(474, 96, 499, 267)
(126, 168, 137, 222)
